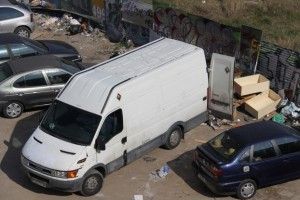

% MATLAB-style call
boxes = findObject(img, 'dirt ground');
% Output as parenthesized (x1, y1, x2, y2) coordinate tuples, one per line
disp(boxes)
(0, 25, 299, 200)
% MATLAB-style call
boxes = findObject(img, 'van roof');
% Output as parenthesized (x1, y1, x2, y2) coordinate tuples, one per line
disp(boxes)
(58, 38, 203, 115)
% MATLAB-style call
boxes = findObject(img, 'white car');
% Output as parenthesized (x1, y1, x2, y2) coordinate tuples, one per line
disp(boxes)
(0, 0, 35, 38)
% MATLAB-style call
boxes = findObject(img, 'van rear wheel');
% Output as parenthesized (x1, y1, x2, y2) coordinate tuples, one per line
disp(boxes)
(164, 127, 182, 150)
(80, 170, 103, 196)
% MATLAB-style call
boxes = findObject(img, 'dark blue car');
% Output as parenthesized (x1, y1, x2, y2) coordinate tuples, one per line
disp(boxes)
(194, 121, 300, 199)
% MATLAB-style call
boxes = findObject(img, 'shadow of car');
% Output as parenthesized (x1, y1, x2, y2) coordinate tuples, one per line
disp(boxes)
(0, 55, 83, 118)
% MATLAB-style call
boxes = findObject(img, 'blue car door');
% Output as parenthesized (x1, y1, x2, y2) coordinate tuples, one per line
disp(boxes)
(249, 141, 282, 186)
(275, 137, 300, 179)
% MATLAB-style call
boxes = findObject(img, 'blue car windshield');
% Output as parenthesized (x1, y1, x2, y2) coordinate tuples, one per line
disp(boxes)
(41, 100, 101, 146)
(208, 131, 241, 161)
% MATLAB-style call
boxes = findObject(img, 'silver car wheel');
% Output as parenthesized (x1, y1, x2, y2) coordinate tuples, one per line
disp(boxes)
(170, 129, 180, 146)
(240, 182, 255, 198)
(6, 103, 22, 118)
(17, 29, 30, 38)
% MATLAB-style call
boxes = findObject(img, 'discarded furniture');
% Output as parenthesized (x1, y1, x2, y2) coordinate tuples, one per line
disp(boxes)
(234, 74, 269, 96)
(245, 90, 281, 119)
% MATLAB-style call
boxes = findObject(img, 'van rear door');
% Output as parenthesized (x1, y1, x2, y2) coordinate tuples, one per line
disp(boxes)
(208, 53, 235, 120)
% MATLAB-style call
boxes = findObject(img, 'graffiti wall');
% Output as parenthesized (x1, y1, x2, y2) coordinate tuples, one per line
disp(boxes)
(239, 25, 262, 73)
(122, 0, 153, 28)
(257, 41, 300, 103)
(153, 2, 241, 59)
(105, 0, 152, 45)
(30, 0, 105, 23)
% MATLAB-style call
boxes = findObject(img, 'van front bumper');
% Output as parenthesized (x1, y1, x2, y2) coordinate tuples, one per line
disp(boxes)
(21, 158, 83, 192)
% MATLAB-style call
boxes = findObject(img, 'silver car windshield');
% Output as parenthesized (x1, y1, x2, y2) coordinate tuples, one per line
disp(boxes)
(40, 100, 101, 146)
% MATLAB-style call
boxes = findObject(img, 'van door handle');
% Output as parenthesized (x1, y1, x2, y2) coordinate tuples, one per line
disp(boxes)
(121, 137, 127, 144)
(54, 89, 61, 93)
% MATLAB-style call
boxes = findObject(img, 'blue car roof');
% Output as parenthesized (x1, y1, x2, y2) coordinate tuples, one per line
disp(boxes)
(227, 121, 299, 147)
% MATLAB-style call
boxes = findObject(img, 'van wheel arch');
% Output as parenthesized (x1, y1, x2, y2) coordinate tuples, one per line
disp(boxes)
(168, 122, 185, 138)
(95, 166, 107, 178)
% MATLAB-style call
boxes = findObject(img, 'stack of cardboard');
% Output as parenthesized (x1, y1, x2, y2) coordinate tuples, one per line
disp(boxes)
(234, 74, 281, 119)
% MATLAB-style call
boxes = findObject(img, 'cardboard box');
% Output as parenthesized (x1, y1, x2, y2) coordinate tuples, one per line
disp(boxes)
(234, 74, 270, 96)
(245, 90, 281, 119)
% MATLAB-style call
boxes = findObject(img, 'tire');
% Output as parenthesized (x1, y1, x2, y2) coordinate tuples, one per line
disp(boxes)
(14, 26, 31, 38)
(236, 179, 257, 200)
(3, 101, 24, 118)
(80, 170, 103, 196)
(164, 127, 182, 150)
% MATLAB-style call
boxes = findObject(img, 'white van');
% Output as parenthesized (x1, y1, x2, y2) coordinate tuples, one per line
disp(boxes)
(21, 38, 209, 196)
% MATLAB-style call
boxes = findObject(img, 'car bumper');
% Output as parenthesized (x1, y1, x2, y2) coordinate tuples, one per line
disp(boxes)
(194, 162, 238, 195)
(22, 161, 82, 192)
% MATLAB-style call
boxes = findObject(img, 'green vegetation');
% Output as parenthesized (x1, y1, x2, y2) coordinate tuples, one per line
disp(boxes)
(158, 0, 300, 51)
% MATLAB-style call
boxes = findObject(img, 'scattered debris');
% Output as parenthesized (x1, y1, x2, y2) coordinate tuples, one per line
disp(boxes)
(281, 102, 300, 118)
(272, 113, 285, 124)
(133, 195, 143, 200)
(208, 114, 239, 130)
(149, 164, 171, 182)
(34, 13, 101, 36)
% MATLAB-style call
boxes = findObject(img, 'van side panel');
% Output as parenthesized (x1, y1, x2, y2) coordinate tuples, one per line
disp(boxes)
(100, 49, 208, 170)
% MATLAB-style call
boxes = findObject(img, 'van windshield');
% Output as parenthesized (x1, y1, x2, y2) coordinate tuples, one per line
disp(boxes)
(208, 131, 241, 161)
(41, 100, 101, 146)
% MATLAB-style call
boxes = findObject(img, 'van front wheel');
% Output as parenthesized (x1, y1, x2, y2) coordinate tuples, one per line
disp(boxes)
(80, 170, 103, 196)
(164, 127, 182, 150)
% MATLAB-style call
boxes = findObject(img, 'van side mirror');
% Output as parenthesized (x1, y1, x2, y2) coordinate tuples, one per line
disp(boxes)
(95, 137, 106, 151)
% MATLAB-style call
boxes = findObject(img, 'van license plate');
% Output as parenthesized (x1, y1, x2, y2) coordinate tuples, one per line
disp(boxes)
(31, 177, 47, 188)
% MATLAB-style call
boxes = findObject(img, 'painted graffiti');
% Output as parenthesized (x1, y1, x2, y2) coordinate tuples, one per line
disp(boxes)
(105, 0, 124, 42)
(257, 41, 300, 103)
(153, 7, 240, 58)
(239, 25, 262, 73)
(105, 0, 151, 45)
(122, 0, 153, 28)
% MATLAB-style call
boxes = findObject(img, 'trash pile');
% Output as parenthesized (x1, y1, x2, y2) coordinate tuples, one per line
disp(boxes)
(34, 13, 102, 36)
(149, 164, 171, 182)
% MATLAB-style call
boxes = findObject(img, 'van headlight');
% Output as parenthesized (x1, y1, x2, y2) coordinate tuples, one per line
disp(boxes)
(52, 170, 67, 178)
(52, 169, 78, 179)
